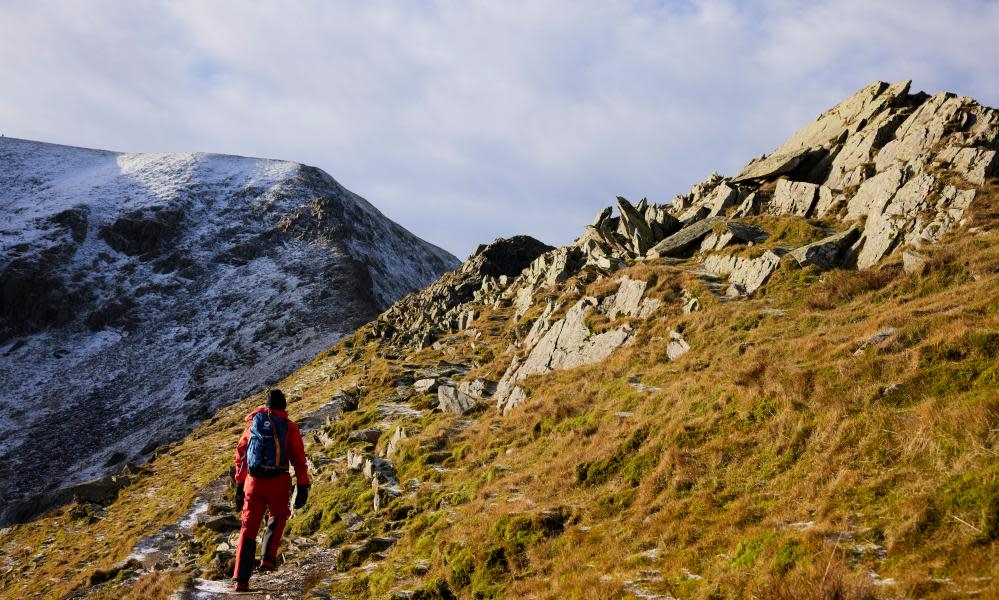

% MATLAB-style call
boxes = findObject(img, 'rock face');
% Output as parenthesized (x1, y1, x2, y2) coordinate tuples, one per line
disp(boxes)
(493, 275, 662, 413)
(372, 236, 551, 349)
(0, 137, 458, 526)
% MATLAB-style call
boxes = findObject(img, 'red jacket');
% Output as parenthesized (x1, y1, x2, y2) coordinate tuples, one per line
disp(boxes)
(235, 406, 311, 485)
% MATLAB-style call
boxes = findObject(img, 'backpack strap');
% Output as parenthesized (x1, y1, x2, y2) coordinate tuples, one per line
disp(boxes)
(266, 409, 282, 468)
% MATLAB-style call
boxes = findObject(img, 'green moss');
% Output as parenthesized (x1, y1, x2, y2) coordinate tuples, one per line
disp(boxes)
(731, 531, 776, 569)
(770, 540, 807, 575)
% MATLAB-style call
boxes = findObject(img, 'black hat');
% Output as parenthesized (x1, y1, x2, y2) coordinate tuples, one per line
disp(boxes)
(266, 389, 287, 411)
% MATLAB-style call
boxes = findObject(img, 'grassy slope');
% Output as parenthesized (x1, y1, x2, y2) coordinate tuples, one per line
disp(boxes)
(2, 183, 997, 600)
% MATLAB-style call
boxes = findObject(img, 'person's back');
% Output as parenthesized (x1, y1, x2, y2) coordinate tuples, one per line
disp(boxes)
(231, 389, 310, 592)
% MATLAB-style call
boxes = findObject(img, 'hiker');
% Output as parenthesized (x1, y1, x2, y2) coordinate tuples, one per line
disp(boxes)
(232, 389, 310, 592)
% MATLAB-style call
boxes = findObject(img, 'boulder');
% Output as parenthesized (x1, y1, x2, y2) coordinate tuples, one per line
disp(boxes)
(348, 428, 383, 444)
(646, 217, 724, 258)
(788, 228, 860, 270)
(437, 385, 478, 414)
(666, 330, 690, 361)
(412, 378, 439, 394)
(457, 378, 496, 400)
(383, 427, 407, 459)
(733, 150, 810, 182)
(699, 221, 767, 252)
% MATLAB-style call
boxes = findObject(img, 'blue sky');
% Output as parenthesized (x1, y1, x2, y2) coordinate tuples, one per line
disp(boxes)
(2, 1, 998, 257)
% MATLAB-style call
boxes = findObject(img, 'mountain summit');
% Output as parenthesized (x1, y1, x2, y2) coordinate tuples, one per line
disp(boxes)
(0, 137, 457, 525)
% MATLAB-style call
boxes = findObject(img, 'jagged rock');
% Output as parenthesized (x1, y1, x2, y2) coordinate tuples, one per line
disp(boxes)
(770, 180, 831, 217)
(733, 149, 813, 182)
(681, 289, 701, 314)
(500, 386, 528, 414)
(731, 191, 761, 218)
(376, 236, 551, 349)
(346, 450, 366, 471)
(773, 80, 912, 162)
(855, 171, 936, 268)
(495, 296, 632, 411)
(646, 217, 724, 258)
(699, 221, 768, 253)
(413, 378, 439, 394)
(348, 429, 383, 444)
(876, 92, 984, 172)
(788, 228, 860, 270)
(457, 378, 496, 400)
(703, 250, 783, 294)
(575, 198, 679, 265)
(666, 330, 690, 361)
(845, 166, 906, 221)
(935, 145, 998, 185)
(825, 108, 910, 190)
(616, 197, 657, 254)
(437, 385, 478, 414)
(383, 427, 407, 459)
(603, 277, 649, 319)
(705, 183, 741, 217)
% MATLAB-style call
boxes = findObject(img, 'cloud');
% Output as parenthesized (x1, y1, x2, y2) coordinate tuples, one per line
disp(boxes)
(2, 0, 997, 256)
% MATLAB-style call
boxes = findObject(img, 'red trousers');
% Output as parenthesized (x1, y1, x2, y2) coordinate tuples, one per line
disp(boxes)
(233, 473, 292, 583)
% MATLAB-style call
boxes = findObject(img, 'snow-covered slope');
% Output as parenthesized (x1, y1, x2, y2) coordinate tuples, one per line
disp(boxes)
(0, 137, 457, 524)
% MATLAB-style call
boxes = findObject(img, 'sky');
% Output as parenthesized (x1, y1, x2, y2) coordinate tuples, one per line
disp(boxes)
(2, 1, 998, 258)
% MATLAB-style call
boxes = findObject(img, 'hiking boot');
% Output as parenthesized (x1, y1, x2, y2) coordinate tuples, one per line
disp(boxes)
(233, 580, 250, 592)
(258, 557, 277, 572)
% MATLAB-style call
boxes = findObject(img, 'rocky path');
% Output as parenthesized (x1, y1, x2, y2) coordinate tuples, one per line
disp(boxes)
(179, 545, 339, 600)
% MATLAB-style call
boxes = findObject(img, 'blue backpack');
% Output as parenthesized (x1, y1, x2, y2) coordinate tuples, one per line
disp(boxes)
(246, 410, 289, 478)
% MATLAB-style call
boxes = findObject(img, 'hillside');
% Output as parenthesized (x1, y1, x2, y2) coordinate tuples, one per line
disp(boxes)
(0, 138, 457, 526)
(1, 80, 998, 600)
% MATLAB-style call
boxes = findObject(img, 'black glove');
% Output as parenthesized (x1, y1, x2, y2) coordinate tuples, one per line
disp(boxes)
(293, 483, 310, 510)
(234, 482, 245, 512)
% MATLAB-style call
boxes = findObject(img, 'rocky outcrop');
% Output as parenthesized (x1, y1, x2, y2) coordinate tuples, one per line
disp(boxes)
(372, 236, 551, 349)
(575, 197, 680, 267)
(704, 250, 784, 295)
(661, 79, 996, 273)
(495, 275, 661, 413)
